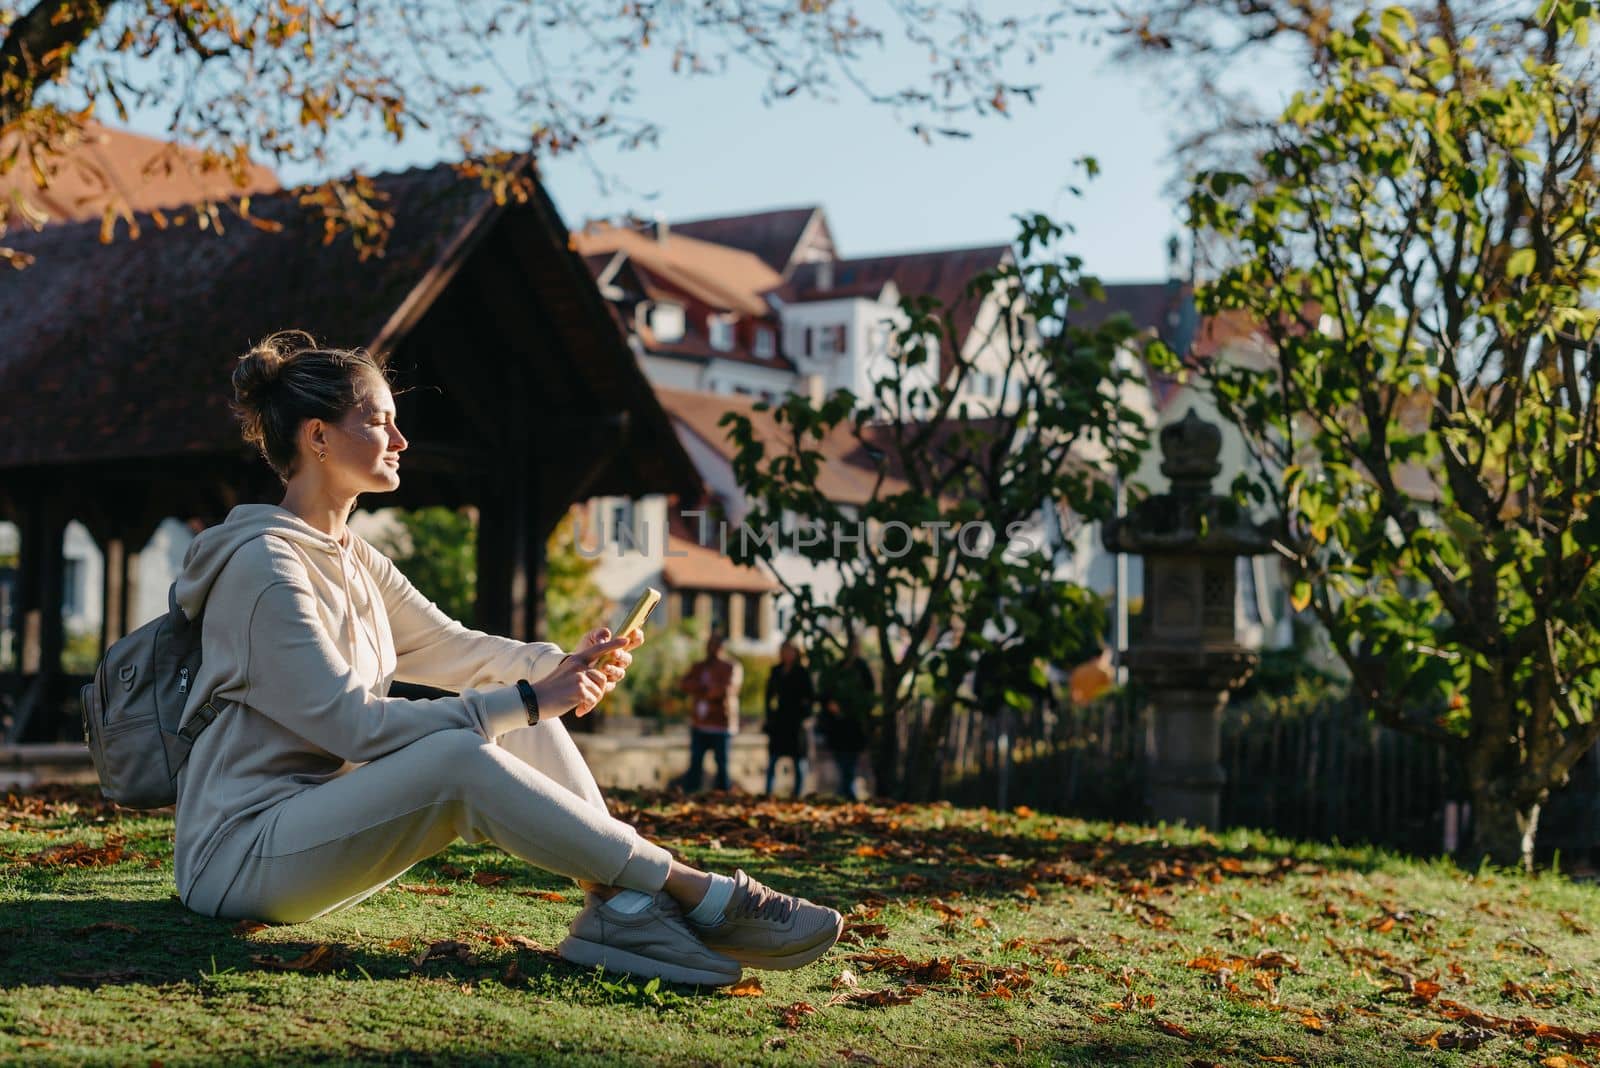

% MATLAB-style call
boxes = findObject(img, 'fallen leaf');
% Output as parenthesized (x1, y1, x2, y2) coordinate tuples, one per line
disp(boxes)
(231, 920, 269, 936)
(250, 944, 342, 973)
(515, 890, 567, 902)
(777, 1001, 817, 1029)
(470, 872, 511, 887)
(828, 986, 920, 1008)
(1155, 1019, 1196, 1042)
(1300, 1013, 1324, 1032)
(395, 883, 452, 897)
(71, 922, 139, 936)
(412, 940, 476, 968)
(723, 975, 765, 997)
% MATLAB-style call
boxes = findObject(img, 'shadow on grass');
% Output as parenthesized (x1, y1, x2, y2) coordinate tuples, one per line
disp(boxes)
(0, 895, 623, 995)
(612, 789, 1406, 911)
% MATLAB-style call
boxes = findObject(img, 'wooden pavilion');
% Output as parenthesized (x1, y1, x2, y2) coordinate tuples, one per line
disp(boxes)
(0, 164, 700, 741)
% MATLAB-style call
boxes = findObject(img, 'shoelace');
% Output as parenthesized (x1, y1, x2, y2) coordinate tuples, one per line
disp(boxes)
(730, 879, 795, 924)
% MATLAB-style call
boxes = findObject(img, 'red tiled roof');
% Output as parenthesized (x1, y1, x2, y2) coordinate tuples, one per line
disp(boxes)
(573, 222, 781, 316)
(670, 206, 824, 275)
(0, 122, 279, 226)
(662, 533, 780, 593)
(657, 387, 1020, 509)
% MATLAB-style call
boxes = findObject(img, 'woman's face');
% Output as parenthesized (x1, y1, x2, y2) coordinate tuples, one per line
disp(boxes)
(322, 374, 408, 492)
(780, 644, 798, 666)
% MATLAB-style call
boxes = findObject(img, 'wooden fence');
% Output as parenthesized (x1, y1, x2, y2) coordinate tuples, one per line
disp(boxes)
(919, 691, 1476, 857)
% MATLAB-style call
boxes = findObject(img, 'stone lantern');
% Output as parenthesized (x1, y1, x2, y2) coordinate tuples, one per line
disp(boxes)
(1102, 409, 1276, 828)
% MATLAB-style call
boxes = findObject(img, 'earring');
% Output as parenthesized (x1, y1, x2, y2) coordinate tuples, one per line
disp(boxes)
(318, 452, 327, 463)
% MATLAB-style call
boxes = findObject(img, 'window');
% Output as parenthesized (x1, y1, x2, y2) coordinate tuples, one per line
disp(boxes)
(743, 593, 763, 640)
(753, 326, 776, 359)
(733, 385, 753, 396)
(647, 302, 685, 343)
(1238, 557, 1263, 625)
(709, 316, 735, 352)
(679, 589, 698, 619)
(818, 323, 848, 356)
(61, 557, 82, 617)
(709, 592, 731, 636)
(609, 498, 636, 549)
(802, 327, 814, 357)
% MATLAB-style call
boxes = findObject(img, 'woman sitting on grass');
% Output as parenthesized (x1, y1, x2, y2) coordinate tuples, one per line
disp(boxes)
(171, 331, 841, 987)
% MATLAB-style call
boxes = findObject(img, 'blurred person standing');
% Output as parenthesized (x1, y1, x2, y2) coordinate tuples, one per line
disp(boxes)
(762, 641, 814, 797)
(676, 632, 742, 792)
(817, 634, 873, 800)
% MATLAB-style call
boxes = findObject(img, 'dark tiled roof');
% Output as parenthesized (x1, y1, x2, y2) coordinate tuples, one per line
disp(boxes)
(670, 207, 821, 275)
(0, 164, 702, 504)
(0, 166, 486, 468)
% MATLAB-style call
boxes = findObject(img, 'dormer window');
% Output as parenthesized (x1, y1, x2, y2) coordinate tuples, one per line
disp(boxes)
(647, 302, 685, 343)
(818, 324, 848, 357)
(709, 315, 736, 352)
(753, 325, 776, 359)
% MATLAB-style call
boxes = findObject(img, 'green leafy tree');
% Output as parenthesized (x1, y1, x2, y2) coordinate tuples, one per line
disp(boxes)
(373, 506, 477, 624)
(543, 508, 608, 652)
(1184, 4, 1600, 869)
(723, 209, 1148, 799)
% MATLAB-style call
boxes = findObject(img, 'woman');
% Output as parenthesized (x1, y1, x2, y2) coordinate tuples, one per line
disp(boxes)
(172, 332, 841, 987)
(762, 641, 813, 796)
(817, 635, 873, 801)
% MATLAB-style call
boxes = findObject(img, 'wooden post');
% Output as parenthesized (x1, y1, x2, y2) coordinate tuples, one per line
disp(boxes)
(99, 537, 126, 653)
(10, 488, 68, 741)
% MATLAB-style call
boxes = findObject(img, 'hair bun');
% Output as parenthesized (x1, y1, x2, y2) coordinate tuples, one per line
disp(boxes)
(232, 330, 313, 410)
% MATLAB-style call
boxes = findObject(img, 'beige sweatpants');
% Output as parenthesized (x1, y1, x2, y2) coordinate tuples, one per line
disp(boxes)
(183, 720, 674, 923)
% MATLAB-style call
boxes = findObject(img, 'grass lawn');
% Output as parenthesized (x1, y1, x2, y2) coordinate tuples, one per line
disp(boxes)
(3, 786, 1600, 1066)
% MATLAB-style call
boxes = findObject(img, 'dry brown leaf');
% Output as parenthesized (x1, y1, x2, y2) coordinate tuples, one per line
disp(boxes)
(515, 890, 567, 902)
(412, 940, 476, 967)
(827, 986, 920, 1008)
(395, 883, 452, 897)
(1155, 1019, 1195, 1042)
(777, 1001, 817, 1029)
(722, 975, 765, 997)
(231, 920, 269, 936)
(470, 872, 512, 887)
(250, 944, 342, 973)
(71, 922, 140, 936)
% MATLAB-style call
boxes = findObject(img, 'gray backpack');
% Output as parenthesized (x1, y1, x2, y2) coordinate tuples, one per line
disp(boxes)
(79, 584, 221, 809)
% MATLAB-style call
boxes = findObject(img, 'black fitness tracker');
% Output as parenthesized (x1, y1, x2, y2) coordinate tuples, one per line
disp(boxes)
(515, 678, 540, 725)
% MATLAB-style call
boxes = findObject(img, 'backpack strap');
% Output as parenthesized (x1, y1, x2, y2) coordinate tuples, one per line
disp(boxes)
(177, 700, 223, 743)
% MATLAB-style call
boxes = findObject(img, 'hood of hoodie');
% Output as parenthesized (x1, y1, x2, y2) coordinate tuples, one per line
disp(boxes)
(176, 504, 356, 628)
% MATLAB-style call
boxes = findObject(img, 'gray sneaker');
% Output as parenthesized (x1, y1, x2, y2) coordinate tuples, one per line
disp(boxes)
(687, 869, 844, 970)
(559, 893, 742, 987)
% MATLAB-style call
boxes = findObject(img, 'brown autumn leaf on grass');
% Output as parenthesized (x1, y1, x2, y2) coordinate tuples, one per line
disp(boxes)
(250, 944, 343, 973)
(231, 920, 269, 936)
(1154, 1019, 1196, 1042)
(487, 934, 545, 952)
(514, 890, 567, 902)
(722, 975, 764, 997)
(827, 986, 922, 1008)
(412, 940, 476, 968)
(24, 835, 130, 868)
(395, 883, 452, 897)
(470, 872, 512, 887)
(777, 1001, 817, 1029)
(70, 922, 139, 936)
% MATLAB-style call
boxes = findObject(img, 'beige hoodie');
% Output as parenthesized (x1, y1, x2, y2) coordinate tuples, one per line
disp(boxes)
(171, 504, 563, 904)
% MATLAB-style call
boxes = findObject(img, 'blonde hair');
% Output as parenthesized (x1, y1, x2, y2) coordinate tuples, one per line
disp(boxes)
(230, 330, 390, 482)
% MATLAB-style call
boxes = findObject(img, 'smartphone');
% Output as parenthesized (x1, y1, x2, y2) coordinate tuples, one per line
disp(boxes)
(608, 587, 661, 658)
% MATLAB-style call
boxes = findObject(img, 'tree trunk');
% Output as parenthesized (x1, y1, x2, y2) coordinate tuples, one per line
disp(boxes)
(1467, 778, 1541, 872)
(904, 697, 955, 802)
(869, 700, 902, 799)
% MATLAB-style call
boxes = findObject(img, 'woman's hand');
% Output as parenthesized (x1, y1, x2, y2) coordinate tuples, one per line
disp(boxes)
(558, 627, 645, 717)
(534, 634, 630, 719)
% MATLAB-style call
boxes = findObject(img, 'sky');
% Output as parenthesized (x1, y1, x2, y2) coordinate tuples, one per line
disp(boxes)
(115, 14, 1286, 282)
